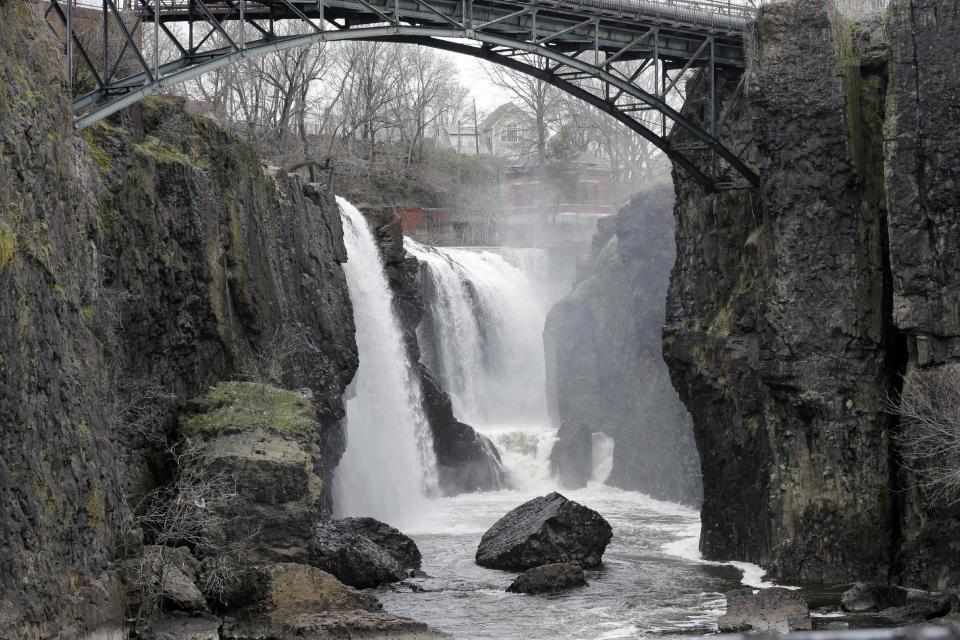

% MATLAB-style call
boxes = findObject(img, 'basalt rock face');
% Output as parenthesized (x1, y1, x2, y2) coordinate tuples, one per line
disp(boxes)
(543, 183, 701, 505)
(362, 206, 503, 494)
(664, 0, 960, 586)
(0, 7, 360, 634)
(884, 0, 960, 590)
(0, 4, 126, 636)
(91, 98, 358, 511)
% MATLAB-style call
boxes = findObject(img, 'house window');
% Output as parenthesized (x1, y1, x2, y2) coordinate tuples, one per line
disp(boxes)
(501, 122, 520, 144)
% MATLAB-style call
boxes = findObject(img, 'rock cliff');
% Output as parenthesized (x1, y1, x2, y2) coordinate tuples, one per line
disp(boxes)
(664, 0, 960, 587)
(0, 5, 359, 634)
(544, 183, 702, 505)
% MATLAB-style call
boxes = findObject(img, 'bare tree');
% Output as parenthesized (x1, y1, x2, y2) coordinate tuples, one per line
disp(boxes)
(890, 365, 960, 504)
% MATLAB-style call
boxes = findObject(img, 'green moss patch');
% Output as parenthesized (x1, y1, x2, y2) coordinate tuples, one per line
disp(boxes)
(134, 135, 196, 166)
(0, 229, 16, 271)
(181, 382, 318, 437)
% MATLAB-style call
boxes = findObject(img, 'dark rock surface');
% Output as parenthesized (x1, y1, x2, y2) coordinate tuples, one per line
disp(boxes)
(543, 182, 701, 504)
(506, 563, 587, 595)
(475, 492, 612, 570)
(309, 518, 422, 588)
(717, 588, 811, 633)
(361, 205, 503, 495)
(0, 4, 126, 635)
(884, 0, 960, 591)
(663, 0, 960, 585)
(841, 583, 909, 613)
(340, 517, 423, 570)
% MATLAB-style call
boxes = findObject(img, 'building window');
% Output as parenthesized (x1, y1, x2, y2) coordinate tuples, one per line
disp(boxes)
(501, 122, 520, 143)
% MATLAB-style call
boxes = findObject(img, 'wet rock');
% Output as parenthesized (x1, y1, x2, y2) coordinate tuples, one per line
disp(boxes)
(224, 609, 449, 639)
(309, 518, 422, 588)
(475, 492, 612, 570)
(137, 612, 222, 640)
(717, 588, 811, 633)
(506, 563, 587, 595)
(341, 517, 423, 570)
(880, 591, 957, 624)
(841, 582, 909, 613)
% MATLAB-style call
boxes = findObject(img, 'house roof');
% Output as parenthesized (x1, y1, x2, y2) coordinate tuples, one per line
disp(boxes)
(480, 102, 533, 130)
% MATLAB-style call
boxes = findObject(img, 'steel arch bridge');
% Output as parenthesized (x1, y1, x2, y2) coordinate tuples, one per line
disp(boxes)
(47, 0, 760, 190)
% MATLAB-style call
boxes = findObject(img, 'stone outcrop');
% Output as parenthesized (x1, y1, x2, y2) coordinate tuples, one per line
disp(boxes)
(663, 0, 960, 587)
(361, 206, 503, 494)
(717, 588, 811, 633)
(179, 382, 327, 564)
(543, 183, 701, 504)
(475, 492, 612, 570)
(506, 563, 587, 595)
(841, 583, 909, 613)
(309, 518, 422, 588)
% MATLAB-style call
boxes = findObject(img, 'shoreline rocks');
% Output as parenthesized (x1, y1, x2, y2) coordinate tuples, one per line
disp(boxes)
(475, 492, 612, 570)
(309, 518, 423, 588)
(506, 563, 587, 595)
(718, 588, 811, 633)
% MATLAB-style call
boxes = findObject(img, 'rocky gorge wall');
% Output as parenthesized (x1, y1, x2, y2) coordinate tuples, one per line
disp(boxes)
(664, 0, 960, 587)
(543, 184, 702, 505)
(0, 5, 360, 634)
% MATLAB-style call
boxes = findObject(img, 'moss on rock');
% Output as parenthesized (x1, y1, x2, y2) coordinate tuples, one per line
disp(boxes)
(181, 382, 319, 437)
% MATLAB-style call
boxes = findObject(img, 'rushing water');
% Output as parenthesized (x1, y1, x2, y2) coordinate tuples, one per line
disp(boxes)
(333, 198, 439, 527)
(339, 228, 773, 638)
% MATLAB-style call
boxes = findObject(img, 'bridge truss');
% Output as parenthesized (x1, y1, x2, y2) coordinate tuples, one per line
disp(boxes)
(46, 0, 760, 189)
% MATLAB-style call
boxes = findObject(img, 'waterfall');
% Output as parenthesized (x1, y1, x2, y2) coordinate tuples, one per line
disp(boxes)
(334, 198, 438, 526)
(404, 239, 549, 428)
(404, 239, 554, 489)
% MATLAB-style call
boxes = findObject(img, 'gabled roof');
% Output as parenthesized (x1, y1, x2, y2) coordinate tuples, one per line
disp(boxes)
(480, 102, 533, 130)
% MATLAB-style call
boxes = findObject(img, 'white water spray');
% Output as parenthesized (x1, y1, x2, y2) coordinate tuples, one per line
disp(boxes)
(404, 239, 556, 489)
(334, 198, 438, 526)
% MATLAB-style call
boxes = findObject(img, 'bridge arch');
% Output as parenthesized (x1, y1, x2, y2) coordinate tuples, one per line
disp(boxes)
(49, 0, 759, 189)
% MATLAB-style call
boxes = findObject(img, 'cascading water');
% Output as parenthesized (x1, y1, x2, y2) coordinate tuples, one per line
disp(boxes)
(404, 238, 554, 489)
(333, 198, 438, 527)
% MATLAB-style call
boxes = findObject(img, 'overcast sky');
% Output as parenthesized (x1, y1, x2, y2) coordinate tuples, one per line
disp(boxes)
(451, 54, 513, 115)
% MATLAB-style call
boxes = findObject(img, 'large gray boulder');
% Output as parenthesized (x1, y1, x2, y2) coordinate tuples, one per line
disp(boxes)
(506, 563, 587, 595)
(309, 518, 422, 588)
(718, 588, 811, 633)
(475, 493, 612, 570)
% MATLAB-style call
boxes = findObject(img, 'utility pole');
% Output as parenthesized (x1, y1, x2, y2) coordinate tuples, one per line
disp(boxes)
(473, 98, 480, 155)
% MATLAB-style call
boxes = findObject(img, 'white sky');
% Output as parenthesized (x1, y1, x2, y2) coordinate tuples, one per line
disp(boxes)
(451, 54, 513, 115)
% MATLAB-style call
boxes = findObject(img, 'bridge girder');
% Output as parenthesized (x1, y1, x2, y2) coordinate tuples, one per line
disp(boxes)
(48, 0, 760, 190)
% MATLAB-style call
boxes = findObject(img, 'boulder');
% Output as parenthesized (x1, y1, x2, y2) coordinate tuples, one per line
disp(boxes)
(340, 517, 422, 569)
(123, 545, 208, 614)
(223, 610, 449, 639)
(506, 563, 587, 595)
(309, 518, 422, 588)
(475, 493, 612, 570)
(228, 563, 380, 624)
(880, 591, 957, 624)
(137, 613, 222, 640)
(841, 582, 909, 613)
(717, 588, 811, 633)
